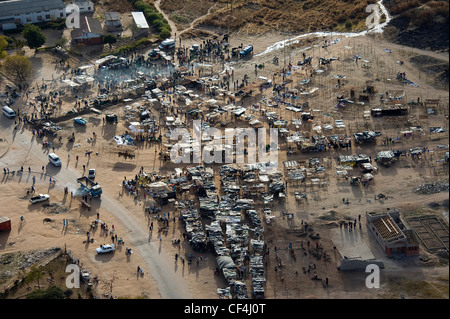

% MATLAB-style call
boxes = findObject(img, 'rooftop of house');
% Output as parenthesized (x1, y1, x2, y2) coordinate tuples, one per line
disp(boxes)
(71, 14, 104, 39)
(105, 12, 121, 22)
(0, 0, 65, 18)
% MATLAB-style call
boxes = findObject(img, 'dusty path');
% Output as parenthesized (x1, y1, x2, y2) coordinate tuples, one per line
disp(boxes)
(0, 123, 192, 299)
(177, 3, 219, 38)
(154, 0, 178, 39)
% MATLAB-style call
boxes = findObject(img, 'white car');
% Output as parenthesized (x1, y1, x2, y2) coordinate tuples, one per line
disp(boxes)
(48, 153, 62, 167)
(96, 244, 115, 254)
(29, 194, 50, 204)
(88, 168, 96, 179)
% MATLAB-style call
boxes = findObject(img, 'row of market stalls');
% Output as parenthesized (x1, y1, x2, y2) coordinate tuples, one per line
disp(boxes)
(285, 131, 353, 153)
(172, 162, 285, 298)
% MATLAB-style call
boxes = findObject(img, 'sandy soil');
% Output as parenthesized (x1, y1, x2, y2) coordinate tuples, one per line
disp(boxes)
(1, 25, 449, 299)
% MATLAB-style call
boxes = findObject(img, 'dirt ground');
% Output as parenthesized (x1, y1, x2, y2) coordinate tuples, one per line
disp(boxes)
(1, 22, 449, 299)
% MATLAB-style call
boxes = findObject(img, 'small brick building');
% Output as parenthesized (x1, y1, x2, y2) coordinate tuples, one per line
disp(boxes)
(0, 216, 11, 231)
(72, 14, 104, 46)
(366, 210, 420, 257)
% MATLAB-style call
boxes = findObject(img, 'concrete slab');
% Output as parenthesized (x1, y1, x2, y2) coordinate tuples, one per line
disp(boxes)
(332, 227, 375, 261)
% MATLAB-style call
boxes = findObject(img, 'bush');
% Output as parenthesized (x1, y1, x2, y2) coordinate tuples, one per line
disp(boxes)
(134, 1, 147, 12)
(159, 28, 171, 39)
(146, 11, 162, 23)
(47, 18, 66, 30)
(345, 20, 352, 30)
(152, 19, 166, 32)
(102, 37, 151, 57)
(144, 8, 157, 18)
(103, 34, 117, 45)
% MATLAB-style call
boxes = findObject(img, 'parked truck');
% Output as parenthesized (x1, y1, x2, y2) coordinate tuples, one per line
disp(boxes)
(29, 194, 50, 204)
(77, 176, 102, 197)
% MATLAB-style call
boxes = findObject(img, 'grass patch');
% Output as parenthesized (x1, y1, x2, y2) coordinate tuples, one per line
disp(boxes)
(169, 13, 191, 25)
(381, 276, 448, 299)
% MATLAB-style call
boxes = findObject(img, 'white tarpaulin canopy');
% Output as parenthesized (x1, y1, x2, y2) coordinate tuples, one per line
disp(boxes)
(62, 79, 79, 87)
(94, 55, 117, 65)
(147, 181, 171, 191)
(78, 64, 94, 70)
(216, 256, 236, 269)
(206, 99, 218, 105)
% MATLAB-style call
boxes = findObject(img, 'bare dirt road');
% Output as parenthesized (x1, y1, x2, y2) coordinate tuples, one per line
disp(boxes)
(0, 120, 192, 299)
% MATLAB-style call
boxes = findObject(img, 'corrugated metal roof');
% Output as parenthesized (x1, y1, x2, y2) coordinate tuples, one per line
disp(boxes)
(0, 0, 65, 18)
(131, 12, 149, 29)
(71, 15, 103, 39)
(104, 12, 120, 21)
(0, 216, 11, 223)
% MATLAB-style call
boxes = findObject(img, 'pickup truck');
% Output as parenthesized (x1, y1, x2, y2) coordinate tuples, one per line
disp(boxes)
(29, 194, 50, 204)
(96, 244, 115, 254)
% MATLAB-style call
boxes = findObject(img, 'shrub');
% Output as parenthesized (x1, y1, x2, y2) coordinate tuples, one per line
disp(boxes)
(345, 20, 352, 30)
(159, 28, 171, 39)
(152, 19, 166, 32)
(103, 34, 117, 45)
(146, 11, 162, 23)
(134, 1, 147, 12)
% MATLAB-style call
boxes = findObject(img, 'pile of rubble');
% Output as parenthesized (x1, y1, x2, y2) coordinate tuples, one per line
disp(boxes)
(0, 247, 61, 281)
(413, 180, 449, 194)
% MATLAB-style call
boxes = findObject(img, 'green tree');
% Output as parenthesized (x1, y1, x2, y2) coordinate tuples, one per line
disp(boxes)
(103, 34, 117, 45)
(159, 28, 171, 40)
(22, 24, 46, 51)
(1, 54, 33, 83)
(145, 11, 162, 24)
(25, 265, 43, 289)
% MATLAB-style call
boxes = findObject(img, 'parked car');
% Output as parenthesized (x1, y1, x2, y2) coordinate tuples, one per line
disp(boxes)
(74, 117, 87, 125)
(29, 194, 50, 204)
(88, 168, 96, 179)
(48, 153, 62, 166)
(96, 244, 115, 254)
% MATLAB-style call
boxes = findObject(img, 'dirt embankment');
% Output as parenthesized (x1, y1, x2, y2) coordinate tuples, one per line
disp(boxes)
(160, 0, 378, 35)
(382, 0, 449, 51)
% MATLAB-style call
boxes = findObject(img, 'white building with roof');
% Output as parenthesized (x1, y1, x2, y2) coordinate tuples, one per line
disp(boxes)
(131, 11, 149, 38)
(72, 0, 94, 13)
(0, 0, 67, 30)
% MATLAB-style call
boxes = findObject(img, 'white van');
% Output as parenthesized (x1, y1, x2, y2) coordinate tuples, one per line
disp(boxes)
(48, 153, 62, 167)
(158, 38, 175, 51)
(2, 106, 16, 118)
